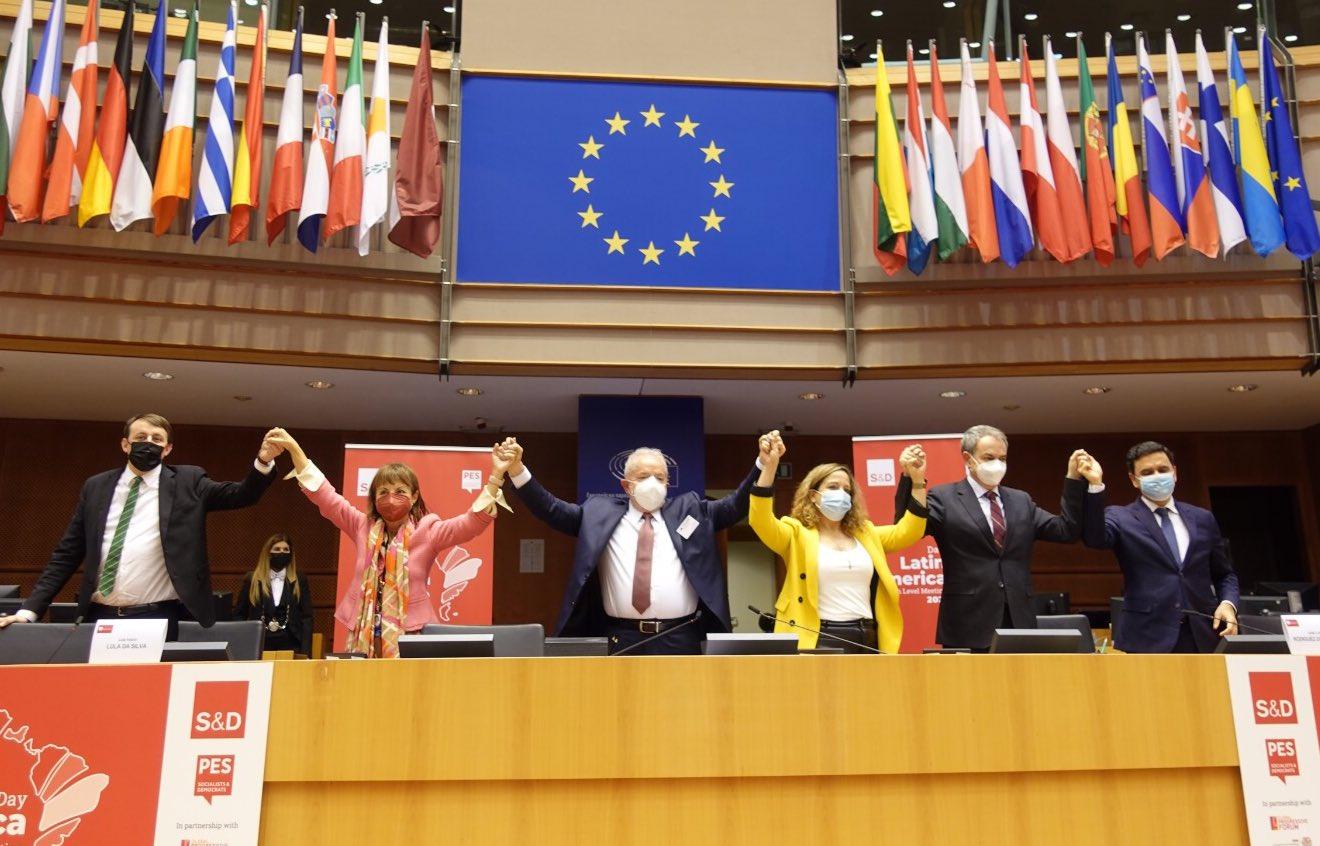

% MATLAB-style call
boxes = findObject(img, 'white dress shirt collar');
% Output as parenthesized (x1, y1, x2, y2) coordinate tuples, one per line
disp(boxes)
(965, 469, 996, 499)
(121, 463, 163, 490)
(1142, 497, 1179, 515)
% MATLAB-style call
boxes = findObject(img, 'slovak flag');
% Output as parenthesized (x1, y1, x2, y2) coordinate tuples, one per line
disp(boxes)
(985, 41, 1033, 268)
(1165, 31, 1219, 258)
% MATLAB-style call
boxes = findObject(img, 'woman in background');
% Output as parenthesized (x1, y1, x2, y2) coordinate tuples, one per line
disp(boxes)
(235, 533, 314, 656)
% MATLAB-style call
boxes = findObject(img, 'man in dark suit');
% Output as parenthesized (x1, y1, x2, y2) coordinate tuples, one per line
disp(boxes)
(499, 437, 760, 655)
(0, 413, 281, 638)
(1081, 441, 1240, 653)
(897, 424, 1097, 651)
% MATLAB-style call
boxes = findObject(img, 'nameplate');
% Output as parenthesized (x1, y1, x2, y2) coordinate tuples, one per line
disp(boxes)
(88, 618, 168, 664)
(1281, 615, 1320, 655)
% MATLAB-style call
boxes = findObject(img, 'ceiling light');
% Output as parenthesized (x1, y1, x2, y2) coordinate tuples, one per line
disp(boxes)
(1002, 403, 1021, 411)
(869, 52, 878, 59)
(305, 380, 334, 390)
(969, 40, 981, 48)
(919, 47, 930, 55)
(1232, 25, 1247, 33)
(1176, 13, 1191, 21)
(939, 390, 966, 399)
(1023, 12, 1038, 21)
(841, 34, 854, 41)
(143, 371, 174, 381)
(943, 1, 956, 7)
(456, 387, 484, 397)
(798, 391, 825, 401)
(1284, 34, 1299, 42)
(1082, 386, 1112, 395)
(1120, 23, 1134, 31)
(369, 0, 382, 5)
(1227, 383, 1258, 393)
(171, 6, 187, 15)
(233, 395, 253, 401)
(1236, 2, 1252, 9)
(870, 9, 883, 16)
(244, 0, 257, 5)
(443, 4, 455, 11)
(1065, 31, 1078, 37)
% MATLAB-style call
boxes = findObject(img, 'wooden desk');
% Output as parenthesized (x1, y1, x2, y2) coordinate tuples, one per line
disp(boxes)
(261, 655, 1247, 845)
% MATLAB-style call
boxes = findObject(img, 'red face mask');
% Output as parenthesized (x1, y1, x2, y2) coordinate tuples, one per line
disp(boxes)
(375, 492, 413, 523)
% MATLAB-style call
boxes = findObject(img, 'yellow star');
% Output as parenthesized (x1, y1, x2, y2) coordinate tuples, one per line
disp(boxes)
(579, 135, 604, 159)
(1264, 110, 1273, 122)
(1271, 97, 1280, 108)
(700, 140, 725, 164)
(709, 175, 734, 198)
(675, 115, 700, 138)
(1271, 171, 1280, 182)
(569, 170, 594, 193)
(700, 208, 725, 232)
(1285, 176, 1302, 191)
(641, 104, 665, 127)
(639, 241, 664, 265)
(674, 233, 700, 256)
(604, 230, 629, 254)
(605, 112, 630, 135)
(578, 204, 603, 228)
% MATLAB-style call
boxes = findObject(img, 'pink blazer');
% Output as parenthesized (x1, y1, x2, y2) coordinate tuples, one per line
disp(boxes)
(304, 481, 495, 633)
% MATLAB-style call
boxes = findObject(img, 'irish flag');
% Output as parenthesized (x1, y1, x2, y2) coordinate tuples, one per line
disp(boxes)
(957, 39, 997, 262)
(42, 0, 98, 223)
(7, 0, 65, 222)
(927, 43, 968, 261)
(150, 5, 198, 236)
(324, 12, 364, 243)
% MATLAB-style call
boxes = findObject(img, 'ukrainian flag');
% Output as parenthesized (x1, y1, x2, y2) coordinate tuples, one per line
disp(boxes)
(1227, 34, 1284, 257)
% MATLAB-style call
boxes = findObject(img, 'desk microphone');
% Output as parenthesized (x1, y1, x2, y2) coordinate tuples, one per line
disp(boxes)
(41, 615, 86, 665)
(747, 605, 885, 654)
(1180, 607, 1277, 636)
(611, 610, 703, 656)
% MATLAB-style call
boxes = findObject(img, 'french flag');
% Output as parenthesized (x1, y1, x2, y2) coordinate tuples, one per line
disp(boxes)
(985, 42, 1033, 268)
(1165, 31, 1219, 258)
(1136, 33, 1186, 259)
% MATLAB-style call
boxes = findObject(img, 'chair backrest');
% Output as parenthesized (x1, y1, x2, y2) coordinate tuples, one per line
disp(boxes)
(1238, 614, 1286, 635)
(47, 603, 79, 623)
(421, 623, 545, 657)
(0, 623, 94, 664)
(1109, 596, 1125, 643)
(544, 637, 609, 657)
(0, 585, 19, 599)
(176, 620, 266, 660)
(212, 591, 235, 622)
(1036, 614, 1096, 653)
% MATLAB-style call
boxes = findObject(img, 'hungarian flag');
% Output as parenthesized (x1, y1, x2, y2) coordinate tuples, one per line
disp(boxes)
(1135, 33, 1185, 260)
(0, 0, 34, 232)
(1042, 36, 1091, 262)
(358, 18, 391, 256)
(229, 3, 267, 244)
(191, 1, 236, 241)
(902, 42, 937, 275)
(927, 43, 968, 261)
(1165, 32, 1219, 258)
(957, 38, 997, 262)
(1106, 32, 1152, 266)
(150, 5, 198, 236)
(42, 0, 98, 223)
(297, 13, 337, 252)
(78, 1, 131, 227)
(324, 12, 364, 243)
(1077, 36, 1116, 266)
(872, 40, 910, 276)
(266, 7, 305, 244)
(388, 21, 443, 258)
(1017, 37, 1065, 262)
(110, 0, 167, 231)
(7, 0, 65, 222)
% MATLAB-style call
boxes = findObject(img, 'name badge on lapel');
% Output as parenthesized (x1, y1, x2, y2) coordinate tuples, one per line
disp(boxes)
(676, 515, 700, 539)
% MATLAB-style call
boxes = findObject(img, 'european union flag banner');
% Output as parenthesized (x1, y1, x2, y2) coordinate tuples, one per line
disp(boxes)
(456, 77, 840, 291)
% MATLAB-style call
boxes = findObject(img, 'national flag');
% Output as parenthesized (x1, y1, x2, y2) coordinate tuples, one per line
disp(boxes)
(1077, 36, 1116, 265)
(872, 40, 910, 275)
(191, 2, 236, 240)
(77, 1, 130, 227)
(388, 20, 442, 258)
(1227, 33, 1283, 256)
(297, 13, 337, 252)
(266, 6, 305, 244)
(324, 12, 363, 243)
(1260, 29, 1320, 258)
(1018, 37, 1067, 262)
(0, 0, 34, 230)
(927, 43, 968, 261)
(1165, 31, 1219, 258)
(957, 38, 998, 263)
(1043, 36, 1091, 262)
(901, 43, 938, 274)
(358, 17, 390, 256)
(1194, 32, 1246, 255)
(6, 0, 65, 222)
(985, 41, 1033, 268)
(1106, 32, 1151, 266)
(150, 4, 197, 236)
(1135, 33, 1185, 259)
(110, 0, 167, 231)
(42, 0, 98, 223)
(229, 3, 267, 244)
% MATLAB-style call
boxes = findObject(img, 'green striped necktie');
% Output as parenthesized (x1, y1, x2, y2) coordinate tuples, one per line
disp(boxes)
(98, 475, 143, 596)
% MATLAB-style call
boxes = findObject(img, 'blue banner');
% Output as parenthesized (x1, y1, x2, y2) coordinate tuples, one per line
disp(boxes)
(457, 76, 840, 291)
(577, 396, 705, 502)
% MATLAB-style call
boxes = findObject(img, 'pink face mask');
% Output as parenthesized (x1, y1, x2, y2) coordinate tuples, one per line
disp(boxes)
(375, 492, 412, 523)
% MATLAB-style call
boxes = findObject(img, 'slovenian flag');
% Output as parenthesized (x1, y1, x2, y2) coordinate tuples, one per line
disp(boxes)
(1043, 36, 1091, 262)
(6, 0, 65, 222)
(1259, 29, 1320, 259)
(1227, 33, 1283, 257)
(1106, 32, 1152, 266)
(266, 7, 305, 244)
(1018, 37, 1068, 262)
(985, 41, 1033, 268)
(927, 43, 968, 261)
(1165, 31, 1219, 258)
(150, 4, 198, 236)
(903, 43, 937, 274)
(957, 39, 998, 262)
(297, 13, 338, 252)
(42, 0, 98, 223)
(110, 0, 167, 232)
(1135, 33, 1185, 259)
(191, 1, 236, 241)
(1193, 31, 1246, 255)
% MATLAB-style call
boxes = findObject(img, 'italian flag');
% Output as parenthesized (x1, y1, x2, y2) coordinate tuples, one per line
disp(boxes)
(324, 12, 364, 242)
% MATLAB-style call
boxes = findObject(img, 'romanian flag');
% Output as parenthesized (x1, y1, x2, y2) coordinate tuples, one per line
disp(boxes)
(42, 0, 98, 223)
(150, 5, 198, 236)
(1227, 33, 1283, 256)
(229, 3, 267, 244)
(1165, 31, 1219, 258)
(1018, 37, 1067, 262)
(110, 0, 167, 231)
(957, 38, 997, 262)
(266, 7, 305, 244)
(1260, 30, 1320, 259)
(872, 41, 910, 275)
(1135, 33, 1185, 259)
(359, 18, 391, 256)
(324, 12, 364, 242)
(297, 13, 337, 252)
(1077, 36, 1116, 265)
(1106, 32, 1151, 266)
(7, 0, 65, 222)
(78, 1, 131, 227)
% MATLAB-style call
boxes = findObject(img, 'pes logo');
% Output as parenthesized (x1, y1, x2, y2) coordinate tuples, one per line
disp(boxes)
(1248, 671, 1298, 725)
(1265, 738, 1301, 784)
(191, 681, 249, 739)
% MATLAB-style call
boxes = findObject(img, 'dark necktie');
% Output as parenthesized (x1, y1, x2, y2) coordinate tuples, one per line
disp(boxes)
(632, 513, 655, 614)
(1155, 507, 1183, 568)
(986, 490, 1006, 550)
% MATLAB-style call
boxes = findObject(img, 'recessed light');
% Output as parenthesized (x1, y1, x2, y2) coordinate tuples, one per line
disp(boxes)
(919, 47, 930, 55)
(171, 6, 186, 16)
(1227, 383, 1258, 393)
(244, 0, 257, 6)
(969, 40, 981, 48)
(840, 34, 854, 41)
(1285, 34, 1299, 42)
(1083, 386, 1112, 395)
(1065, 30, 1078, 37)
(456, 387, 483, 397)
(1002, 403, 1021, 411)
(939, 390, 966, 399)
(1236, 2, 1252, 9)
(799, 391, 825, 401)
(1120, 23, 1134, 31)
(143, 371, 174, 381)
(305, 380, 334, 390)
(443, 4, 455, 11)
(233, 395, 253, 402)
(943, 1, 956, 7)
(369, 0, 382, 5)
(1232, 25, 1246, 33)
(1023, 12, 1038, 21)
(1176, 13, 1191, 21)
(870, 8, 883, 16)
(869, 52, 878, 59)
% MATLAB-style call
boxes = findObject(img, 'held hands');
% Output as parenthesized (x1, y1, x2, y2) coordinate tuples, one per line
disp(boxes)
(494, 437, 524, 478)
(258, 428, 285, 464)
(1213, 602, 1239, 638)
(263, 428, 308, 473)
(490, 441, 515, 477)
(758, 430, 786, 466)
(1068, 449, 1103, 485)
(899, 444, 926, 485)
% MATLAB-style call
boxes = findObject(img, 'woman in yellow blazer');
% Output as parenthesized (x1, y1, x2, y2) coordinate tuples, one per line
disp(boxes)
(749, 431, 928, 653)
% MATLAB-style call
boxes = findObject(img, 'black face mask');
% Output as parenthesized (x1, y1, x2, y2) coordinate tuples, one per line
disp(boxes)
(128, 441, 164, 472)
(269, 552, 292, 572)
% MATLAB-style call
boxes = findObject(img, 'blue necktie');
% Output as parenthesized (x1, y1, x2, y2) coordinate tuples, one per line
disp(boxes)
(1155, 507, 1182, 569)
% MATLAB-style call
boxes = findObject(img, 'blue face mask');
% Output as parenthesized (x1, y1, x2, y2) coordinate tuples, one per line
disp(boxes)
(817, 489, 852, 521)
(1138, 472, 1176, 501)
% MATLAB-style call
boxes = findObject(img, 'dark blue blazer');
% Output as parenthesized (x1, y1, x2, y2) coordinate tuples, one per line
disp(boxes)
(511, 467, 758, 637)
(1083, 496, 1240, 653)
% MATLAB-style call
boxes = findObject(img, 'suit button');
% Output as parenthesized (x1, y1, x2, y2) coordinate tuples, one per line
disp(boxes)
(790, 620, 796, 626)
(998, 582, 1005, 589)
(799, 573, 806, 580)
(798, 596, 804, 603)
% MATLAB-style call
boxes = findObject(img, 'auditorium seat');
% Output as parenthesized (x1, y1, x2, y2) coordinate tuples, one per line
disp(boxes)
(0, 623, 93, 664)
(422, 623, 545, 657)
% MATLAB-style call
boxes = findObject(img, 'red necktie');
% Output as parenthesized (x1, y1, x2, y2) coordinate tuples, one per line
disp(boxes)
(632, 513, 655, 614)
(986, 491, 1006, 550)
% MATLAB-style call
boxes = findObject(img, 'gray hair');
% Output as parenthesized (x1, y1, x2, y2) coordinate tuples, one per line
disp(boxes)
(961, 425, 1008, 454)
(624, 447, 668, 478)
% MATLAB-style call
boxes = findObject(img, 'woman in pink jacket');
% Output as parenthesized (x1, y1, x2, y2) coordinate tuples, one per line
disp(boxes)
(266, 429, 509, 658)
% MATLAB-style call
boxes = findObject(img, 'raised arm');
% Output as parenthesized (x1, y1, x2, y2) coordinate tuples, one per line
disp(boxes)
(266, 428, 370, 538)
(870, 444, 929, 551)
(706, 434, 767, 531)
(748, 432, 793, 555)
(197, 429, 281, 511)
(499, 438, 585, 537)
(1076, 453, 1118, 550)
(1032, 451, 1092, 544)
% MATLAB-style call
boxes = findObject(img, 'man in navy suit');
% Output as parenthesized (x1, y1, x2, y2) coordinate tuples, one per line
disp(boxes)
(1080, 441, 1240, 653)
(499, 437, 760, 655)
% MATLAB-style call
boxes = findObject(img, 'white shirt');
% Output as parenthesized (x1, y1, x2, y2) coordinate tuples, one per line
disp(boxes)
(1142, 497, 1190, 562)
(511, 466, 698, 620)
(965, 470, 1006, 535)
(269, 570, 286, 606)
(93, 465, 175, 607)
(816, 539, 873, 622)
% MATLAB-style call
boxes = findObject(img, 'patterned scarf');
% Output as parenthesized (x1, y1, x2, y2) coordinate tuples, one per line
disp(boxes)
(348, 520, 412, 658)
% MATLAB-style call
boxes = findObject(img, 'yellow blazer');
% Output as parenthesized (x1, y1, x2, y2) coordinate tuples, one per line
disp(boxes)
(749, 492, 927, 652)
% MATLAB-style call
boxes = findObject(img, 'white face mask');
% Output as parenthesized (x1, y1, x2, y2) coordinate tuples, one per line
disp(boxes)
(973, 458, 1007, 487)
(629, 476, 667, 513)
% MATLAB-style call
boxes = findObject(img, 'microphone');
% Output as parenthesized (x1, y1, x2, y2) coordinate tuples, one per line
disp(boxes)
(41, 614, 86, 665)
(747, 605, 885, 654)
(611, 610, 703, 656)
(1180, 607, 1277, 636)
